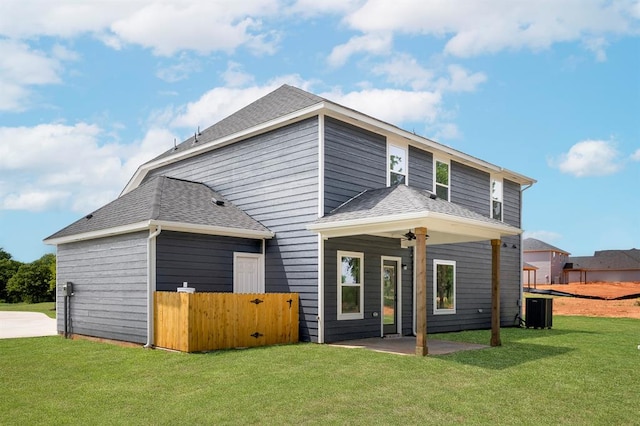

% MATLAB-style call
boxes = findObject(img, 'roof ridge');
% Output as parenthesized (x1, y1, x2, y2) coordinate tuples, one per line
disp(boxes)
(150, 176, 165, 220)
(328, 188, 370, 214)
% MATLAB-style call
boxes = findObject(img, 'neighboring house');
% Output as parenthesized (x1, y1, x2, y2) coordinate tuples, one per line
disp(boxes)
(45, 85, 535, 349)
(522, 238, 570, 284)
(563, 249, 640, 283)
(523, 238, 640, 285)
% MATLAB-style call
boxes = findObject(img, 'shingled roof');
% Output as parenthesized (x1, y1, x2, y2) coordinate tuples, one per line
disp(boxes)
(566, 249, 640, 271)
(309, 184, 520, 244)
(45, 176, 272, 243)
(151, 85, 324, 162)
(522, 238, 569, 255)
(123, 84, 535, 196)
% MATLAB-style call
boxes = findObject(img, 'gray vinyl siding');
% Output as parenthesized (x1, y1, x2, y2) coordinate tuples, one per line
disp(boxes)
(426, 242, 494, 332)
(451, 161, 490, 216)
(156, 231, 261, 292)
(323, 236, 413, 343)
(324, 116, 386, 212)
(408, 146, 433, 191)
(503, 179, 521, 227)
(427, 239, 521, 332)
(144, 118, 320, 342)
(56, 232, 148, 344)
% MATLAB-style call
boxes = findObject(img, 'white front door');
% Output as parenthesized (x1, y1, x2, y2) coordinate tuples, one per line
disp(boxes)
(233, 253, 264, 293)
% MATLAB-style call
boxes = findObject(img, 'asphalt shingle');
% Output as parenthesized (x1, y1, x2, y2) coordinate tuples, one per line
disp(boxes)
(151, 85, 324, 162)
(45, 176, 270, 240)
(522, 238, 569, 254)
(314, 184, 518, 230)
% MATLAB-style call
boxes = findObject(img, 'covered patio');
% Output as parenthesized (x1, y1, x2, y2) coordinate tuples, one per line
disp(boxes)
(308, 185, 523, 356)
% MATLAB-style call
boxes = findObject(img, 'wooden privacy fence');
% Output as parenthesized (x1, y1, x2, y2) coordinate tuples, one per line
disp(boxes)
(154, 292, 299, 352)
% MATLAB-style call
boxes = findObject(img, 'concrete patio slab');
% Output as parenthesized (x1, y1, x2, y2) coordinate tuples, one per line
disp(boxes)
(330, 336, 488, 356)
(0, 311, 58, 339)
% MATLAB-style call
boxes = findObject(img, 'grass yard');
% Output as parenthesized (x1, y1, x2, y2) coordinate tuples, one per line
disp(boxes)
(0, 302, 56, 318)
(1, 316, 638, 425)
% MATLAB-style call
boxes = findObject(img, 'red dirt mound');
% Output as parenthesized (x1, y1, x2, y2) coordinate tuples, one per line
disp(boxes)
(526, 282, 640, 319)
(534, 282, 640, 300)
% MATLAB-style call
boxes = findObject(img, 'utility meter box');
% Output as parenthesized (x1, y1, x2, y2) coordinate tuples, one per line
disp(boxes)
(62, 282, 74, 296)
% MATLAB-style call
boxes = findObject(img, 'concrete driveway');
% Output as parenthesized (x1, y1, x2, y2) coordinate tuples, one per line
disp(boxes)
(0, 311, 58, 339)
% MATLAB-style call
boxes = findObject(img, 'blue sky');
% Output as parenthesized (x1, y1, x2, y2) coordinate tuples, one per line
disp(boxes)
(0, 0, 638, 262)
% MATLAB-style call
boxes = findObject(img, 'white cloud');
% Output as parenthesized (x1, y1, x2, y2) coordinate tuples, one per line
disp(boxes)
(0, 1, 281, 56)
(550, 139, 623, 177)
(0, 123, 173, 212)
(523, 230, 563, 243)
(435, 65, 487, 93)
(0, 40, 67, 111)
(221, 61, 256, 88)
(2, 190, 71, 212)
(288, 0, 361, 17)
(156, 54, 202, 83)
(630, 148, 640, 162)
(583, 37, 609, 62)
(431, 123, 462, 141)
(170, 75, 310, 129)
(328, 32, 392, 67)
(372, 54, 434, 90)
(110, 2, 279, 56)
(320, 88, 442, 125)
(343, 0, 639, 59)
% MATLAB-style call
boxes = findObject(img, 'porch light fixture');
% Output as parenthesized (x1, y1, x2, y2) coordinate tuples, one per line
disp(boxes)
(403, 231, 429, 241)
(404, 231, 416, 241)
(502, 242, 507, 248)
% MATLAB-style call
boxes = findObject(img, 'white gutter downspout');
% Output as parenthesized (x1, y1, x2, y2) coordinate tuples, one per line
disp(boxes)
(519, 184, 534, 318)
(144, 225, 162, 348)
(262, 238, 266, 290)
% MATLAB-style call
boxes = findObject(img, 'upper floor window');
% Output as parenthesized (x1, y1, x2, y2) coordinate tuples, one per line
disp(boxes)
(388, 144, 407, 186)
(491, 177, 503, 221)
(434, 159, 450, 201)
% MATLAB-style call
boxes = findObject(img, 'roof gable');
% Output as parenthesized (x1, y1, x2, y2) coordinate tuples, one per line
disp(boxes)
(122, 85, 535, 196)
(523, 238, 569, 255)
(152, 85, 323, 162)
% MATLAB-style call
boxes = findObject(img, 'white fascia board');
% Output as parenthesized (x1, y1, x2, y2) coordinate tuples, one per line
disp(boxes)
(149, 220, 274, 239)
(44, 220, 274, 246)
(43, 221, 152, 245)
(121, 103, 326, 195)
(323, 103, 536, 186)
(307, 211, 521, 240)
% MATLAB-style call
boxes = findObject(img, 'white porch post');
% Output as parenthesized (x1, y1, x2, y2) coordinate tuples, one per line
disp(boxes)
(415, 227, 428, 356)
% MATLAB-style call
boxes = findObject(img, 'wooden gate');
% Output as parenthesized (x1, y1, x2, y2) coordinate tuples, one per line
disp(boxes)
(154, 292, 299, 352)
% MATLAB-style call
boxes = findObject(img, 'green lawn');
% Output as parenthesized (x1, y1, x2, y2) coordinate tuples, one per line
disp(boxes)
(1, 316, 638, 425)
(0, 302, 56, 318)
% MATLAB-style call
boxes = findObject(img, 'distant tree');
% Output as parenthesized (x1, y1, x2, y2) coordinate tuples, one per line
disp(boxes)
(0, 248, 22, 302)
(0, 247, 11, 260)
(6, 253, 56, 303)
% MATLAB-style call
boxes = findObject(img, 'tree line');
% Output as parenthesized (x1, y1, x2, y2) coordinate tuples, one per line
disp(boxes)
(0, 248, 56, 303)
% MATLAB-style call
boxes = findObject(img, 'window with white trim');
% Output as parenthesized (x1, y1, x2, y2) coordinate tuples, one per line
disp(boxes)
(433, 259, 456, 314)
(388, 143, 407, 186)
(338, 251, 364, 320)
(491, 177, 503, 221)
(434, 159, 450, 201)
